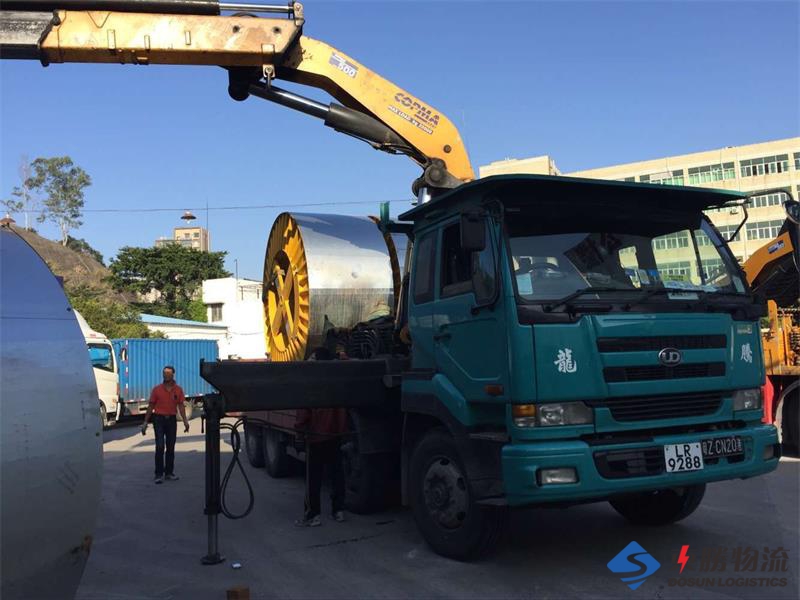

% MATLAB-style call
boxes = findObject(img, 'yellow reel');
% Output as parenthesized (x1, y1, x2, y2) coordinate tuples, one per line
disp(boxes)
(263, 213, 311, 362)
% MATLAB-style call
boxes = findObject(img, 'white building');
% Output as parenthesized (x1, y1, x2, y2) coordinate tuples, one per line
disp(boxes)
(140, 313, 228, 346)
(202, 278, 268, 359)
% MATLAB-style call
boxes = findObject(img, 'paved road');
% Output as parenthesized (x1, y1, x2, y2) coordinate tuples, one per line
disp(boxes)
(78, 419, 799, 600)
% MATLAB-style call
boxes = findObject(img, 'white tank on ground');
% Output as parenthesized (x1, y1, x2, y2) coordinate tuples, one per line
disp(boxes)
(0, 226, 102, 599)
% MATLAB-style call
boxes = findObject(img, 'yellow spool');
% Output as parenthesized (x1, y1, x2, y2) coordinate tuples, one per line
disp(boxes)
(262, 212, 403, 362)
(263, 213, 311, 362)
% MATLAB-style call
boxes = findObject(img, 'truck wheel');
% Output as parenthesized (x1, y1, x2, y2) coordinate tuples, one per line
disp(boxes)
(99, 403, 107, 430)
(609, 484, 706, 526)
(776, 391, 799, 456)
(244, 422, 265, 468)
(409, 430, 506, 560)
(263, 428, 291, 478)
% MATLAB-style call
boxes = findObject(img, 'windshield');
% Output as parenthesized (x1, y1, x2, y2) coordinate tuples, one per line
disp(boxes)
(88, 343, 114, 372)
(507, 214, 746, 303)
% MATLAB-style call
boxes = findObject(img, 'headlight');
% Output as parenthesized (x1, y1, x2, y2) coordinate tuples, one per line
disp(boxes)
(732, 388, 762, 411)
(512, 402, 594, 427)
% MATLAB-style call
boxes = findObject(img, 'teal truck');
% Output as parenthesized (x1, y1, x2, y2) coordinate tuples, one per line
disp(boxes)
(204, 173, 780, 560)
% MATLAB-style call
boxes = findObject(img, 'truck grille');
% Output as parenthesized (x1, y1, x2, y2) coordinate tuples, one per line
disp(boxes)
(604, 362, 725, 382)
(588, 391, 723, 422)
(594, 448, 664, 478)
(597, 335, 726, 352)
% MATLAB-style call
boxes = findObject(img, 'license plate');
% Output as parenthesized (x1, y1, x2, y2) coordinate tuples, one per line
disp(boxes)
(664, 442, 704, 473)
(702, 436, 743, 459)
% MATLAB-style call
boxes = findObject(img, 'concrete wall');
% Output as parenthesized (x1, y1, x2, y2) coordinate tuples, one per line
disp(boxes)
(202, 278, 267, 359)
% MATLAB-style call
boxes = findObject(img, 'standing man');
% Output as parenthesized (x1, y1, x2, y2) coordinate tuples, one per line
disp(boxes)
(141, 365, 190, 484)
(294, 405, 348, 527)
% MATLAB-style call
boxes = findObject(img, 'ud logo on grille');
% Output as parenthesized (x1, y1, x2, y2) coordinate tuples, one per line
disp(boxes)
(658, 347, 682, 366)
(608, 541, 662, 590)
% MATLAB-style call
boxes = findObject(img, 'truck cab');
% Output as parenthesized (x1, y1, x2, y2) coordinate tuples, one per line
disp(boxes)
(74, 310, 119, 428)
(398, 175, 780, 558)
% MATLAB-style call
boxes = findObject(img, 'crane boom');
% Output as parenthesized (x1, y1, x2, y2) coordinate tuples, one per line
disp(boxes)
(0, 1, 474, 191)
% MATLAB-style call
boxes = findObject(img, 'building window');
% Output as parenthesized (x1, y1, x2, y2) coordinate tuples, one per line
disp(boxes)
(794, 152, 800, 171)
(748, 192, 786, 209)
(701, 258, 724, 280)
(658, 261, 692, 279)
(716, 224, 741, 242)
(694, 231, 712, 246)
(208, 303, 223, 322)
(620, 176, 635, 182)
(193, 232, 200, 238)
(641, 171, 684, 185)
(745, 219, 784, 241)
(653, 232, 689, 250)
(687, 163, 735, 185)
(740, 154, 789, 177)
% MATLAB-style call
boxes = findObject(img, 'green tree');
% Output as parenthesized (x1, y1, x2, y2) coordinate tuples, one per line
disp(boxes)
(66, 236, 104, 265)
(187, 298, 208, 323)
(66, 286, 155, 339)
(28, 156, 91, 245)
(109, 244, 229, 319)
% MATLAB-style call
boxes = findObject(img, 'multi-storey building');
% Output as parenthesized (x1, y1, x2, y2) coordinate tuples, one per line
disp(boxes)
(154, 225, 211, 251)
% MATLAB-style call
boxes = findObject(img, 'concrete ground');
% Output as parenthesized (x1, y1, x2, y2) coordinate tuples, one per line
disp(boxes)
(79, 419, 799, 600)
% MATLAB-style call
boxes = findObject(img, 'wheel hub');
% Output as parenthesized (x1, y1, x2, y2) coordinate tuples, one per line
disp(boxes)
(423, 457, 468, 529)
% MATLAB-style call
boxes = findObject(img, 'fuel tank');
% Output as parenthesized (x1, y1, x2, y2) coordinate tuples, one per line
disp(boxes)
(263, 212, 403, 361)
(0, 226, 102, 599)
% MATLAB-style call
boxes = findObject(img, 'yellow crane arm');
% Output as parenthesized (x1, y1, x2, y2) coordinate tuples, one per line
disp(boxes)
(0, 2, 474, 191)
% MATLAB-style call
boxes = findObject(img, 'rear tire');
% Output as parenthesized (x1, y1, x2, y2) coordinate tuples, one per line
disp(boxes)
(99, 403, 107, 431)
(609, 484, 706, 526)
(409, 429, 506, 560)
(263, 428, 291, 478)
(244, 422, 265, 468)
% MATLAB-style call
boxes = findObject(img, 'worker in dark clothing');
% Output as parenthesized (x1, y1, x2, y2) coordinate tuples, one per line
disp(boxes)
(294, 406, 349, 527)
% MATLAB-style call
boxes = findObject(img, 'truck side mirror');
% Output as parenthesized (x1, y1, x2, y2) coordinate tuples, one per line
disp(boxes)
(785, 199, 800, 225)
(460, 212, 486, 252)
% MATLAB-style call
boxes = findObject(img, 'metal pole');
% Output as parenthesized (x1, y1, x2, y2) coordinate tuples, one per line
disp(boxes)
(220, 2, 294, 13)
(201, 393, 225, 565)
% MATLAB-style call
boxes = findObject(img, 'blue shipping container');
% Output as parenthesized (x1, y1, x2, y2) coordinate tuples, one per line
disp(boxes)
(112, 339, 218, 415)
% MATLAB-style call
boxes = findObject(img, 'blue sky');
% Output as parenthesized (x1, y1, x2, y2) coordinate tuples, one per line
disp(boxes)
(1, 0, 798, 279)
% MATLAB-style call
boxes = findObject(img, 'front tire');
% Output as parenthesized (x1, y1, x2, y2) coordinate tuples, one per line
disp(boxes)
(263, 428, 291, 478)
(409, 430, 506, 560)
(776, 391, 799, 456)
(609, 484, 706, 526)
(244, 422, 265, 468)
(99, 403, 107, 430)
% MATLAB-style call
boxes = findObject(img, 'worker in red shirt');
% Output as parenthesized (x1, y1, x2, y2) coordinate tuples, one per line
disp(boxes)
(141, 365, 190, 484)
(294, 405, 348, 527)
(294, 345, 349, 527)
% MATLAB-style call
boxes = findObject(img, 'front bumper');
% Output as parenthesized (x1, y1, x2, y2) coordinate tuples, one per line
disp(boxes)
(120, 399, 149, 417)
(502, 424, 779, 507)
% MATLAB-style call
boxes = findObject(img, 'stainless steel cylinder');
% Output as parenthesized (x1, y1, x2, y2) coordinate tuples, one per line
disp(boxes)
(263, 212, 403, 361)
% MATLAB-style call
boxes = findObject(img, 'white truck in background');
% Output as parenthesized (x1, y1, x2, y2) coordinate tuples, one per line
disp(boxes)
(74, 310, 119, 428)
